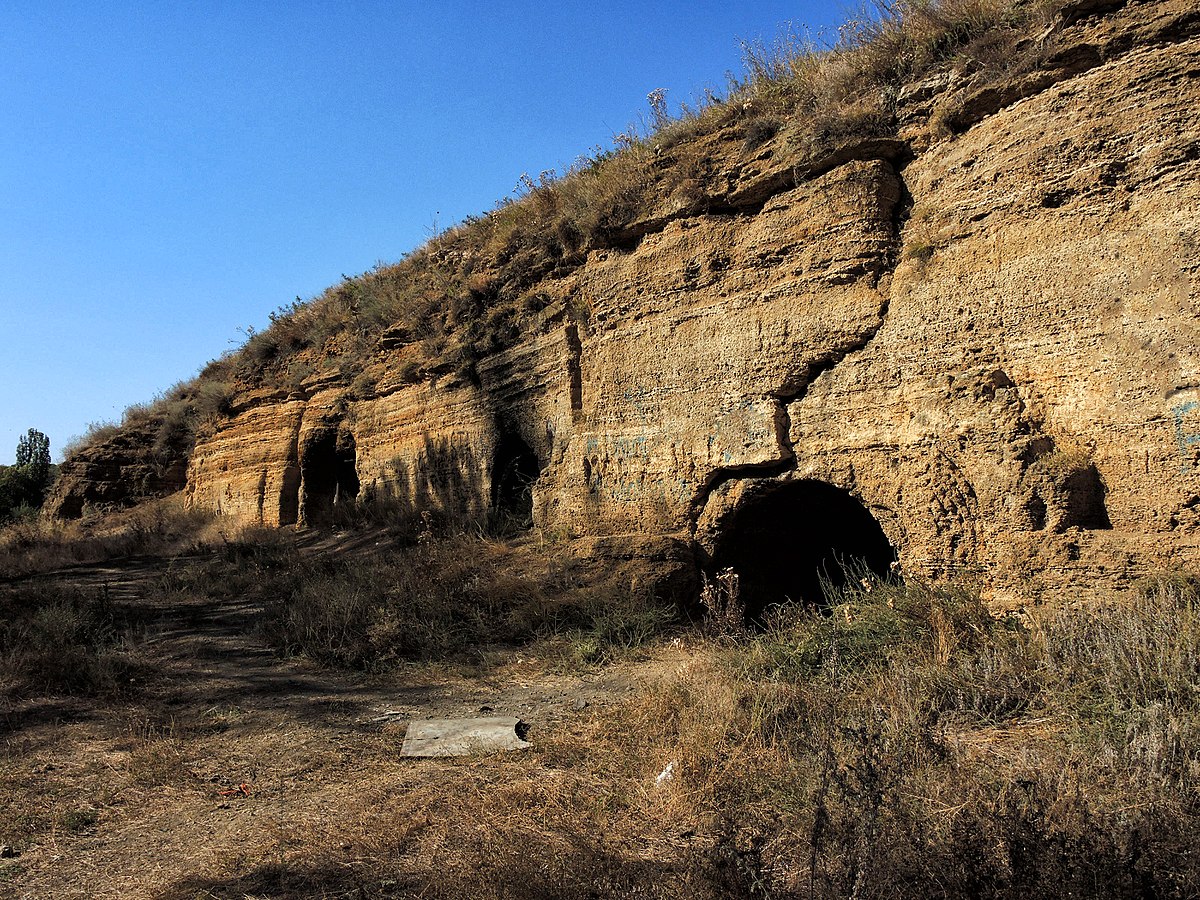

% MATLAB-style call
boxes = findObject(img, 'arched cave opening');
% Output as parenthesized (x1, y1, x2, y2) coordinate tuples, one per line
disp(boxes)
(491, 432, 540, 530)
(300, 430, 360, 526)
(711, 480, 896, 623)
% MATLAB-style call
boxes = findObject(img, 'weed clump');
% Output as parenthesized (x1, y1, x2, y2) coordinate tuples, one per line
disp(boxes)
(252, 536, 676, 670)
(0, 584, 142, 697)
(624, 574, 1200, 896)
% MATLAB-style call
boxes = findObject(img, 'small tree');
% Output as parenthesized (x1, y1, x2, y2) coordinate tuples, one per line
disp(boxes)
(16, 428, 51, 486)
(1, 429, 54, 520)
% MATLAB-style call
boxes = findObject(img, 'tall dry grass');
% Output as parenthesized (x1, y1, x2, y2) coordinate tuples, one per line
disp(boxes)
(0, 497, 217, 580)
(251, 535, 676, 670)
(160, 570, 1200, 898)
(0, 582, 144, 697)
(615, 573, 1200, 896)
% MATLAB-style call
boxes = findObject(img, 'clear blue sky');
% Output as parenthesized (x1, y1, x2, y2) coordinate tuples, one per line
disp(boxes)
(0, 1, 847, 465)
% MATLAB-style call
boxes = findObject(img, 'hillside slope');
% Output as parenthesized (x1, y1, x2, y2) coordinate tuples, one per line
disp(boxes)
(48, 0, 1200, 604)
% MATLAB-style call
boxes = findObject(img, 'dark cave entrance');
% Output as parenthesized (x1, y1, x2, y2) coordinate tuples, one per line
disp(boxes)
(300, 430, 360, 526)
(491, 432, 540, 530)
(711, 480, 896, 623)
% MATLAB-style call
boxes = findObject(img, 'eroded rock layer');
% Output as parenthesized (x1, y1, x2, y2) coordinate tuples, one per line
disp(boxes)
(51, 0, 1200, 603)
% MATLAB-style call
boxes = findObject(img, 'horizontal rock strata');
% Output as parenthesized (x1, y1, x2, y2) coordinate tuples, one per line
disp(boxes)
(49, 0, 1200, 603)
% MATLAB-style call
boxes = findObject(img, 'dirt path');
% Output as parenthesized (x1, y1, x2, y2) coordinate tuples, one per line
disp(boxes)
(0, 549, 650, 899)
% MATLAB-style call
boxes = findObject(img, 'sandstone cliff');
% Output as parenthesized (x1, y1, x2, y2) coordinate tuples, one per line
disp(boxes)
(48, 0, 1200, 607)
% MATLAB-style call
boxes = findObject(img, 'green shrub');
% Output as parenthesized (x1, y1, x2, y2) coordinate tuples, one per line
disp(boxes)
(556, 591, 676, 670)
(742, 575, 993, 677)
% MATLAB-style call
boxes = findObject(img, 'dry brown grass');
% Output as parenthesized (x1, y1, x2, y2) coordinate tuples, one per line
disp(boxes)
(617, 575, 1200, 896)
(243, 532, 676, 671)
(0, 497, 217, 579)
(62, 378, 234, 467)
(1, 535, 1198, 897)
(188, 573, 1200, 897)
(132, 579, 1200, 896)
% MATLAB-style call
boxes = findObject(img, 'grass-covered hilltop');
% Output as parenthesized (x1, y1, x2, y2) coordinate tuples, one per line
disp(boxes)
(5, 0, 1200, 896)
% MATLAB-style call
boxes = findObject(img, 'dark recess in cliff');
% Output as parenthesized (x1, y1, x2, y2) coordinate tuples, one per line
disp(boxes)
(712, 479, 896, 623)
(491, 432, 540, 530)
(300, 430, 359, 526)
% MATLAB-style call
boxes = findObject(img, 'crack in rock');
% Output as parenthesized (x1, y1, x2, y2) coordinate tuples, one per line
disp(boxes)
(687, 158, 911, 531)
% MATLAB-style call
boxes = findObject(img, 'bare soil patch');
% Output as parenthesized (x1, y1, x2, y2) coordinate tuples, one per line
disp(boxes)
(0, 540, 658, 899)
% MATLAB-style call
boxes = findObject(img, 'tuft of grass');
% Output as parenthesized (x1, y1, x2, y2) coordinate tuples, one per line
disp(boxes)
(1038, 587, 1200, 784)
(125, 720, 193, 787)
(59, 421, 121, 459)
(745, 575, 999, 678)
(699, 567, 751, 640)
(1033, 445, 1094, 478)
(254, 535, 677, 670)
(903, 237, 937, 265)
(54, 807, 99, 834)
(0, 583, 143, 697)
(62, 378, 234, 467)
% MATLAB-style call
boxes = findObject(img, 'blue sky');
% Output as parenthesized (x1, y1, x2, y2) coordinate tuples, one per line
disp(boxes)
(0, 1, 847, 464)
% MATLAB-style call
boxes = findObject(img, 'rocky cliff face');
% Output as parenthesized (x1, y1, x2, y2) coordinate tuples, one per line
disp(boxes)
(49, 419, 188, 520)
(50, 0, 1200, 605)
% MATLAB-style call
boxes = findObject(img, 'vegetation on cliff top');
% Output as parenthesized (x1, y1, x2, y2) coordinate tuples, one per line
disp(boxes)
(61, 0, 1073, 472)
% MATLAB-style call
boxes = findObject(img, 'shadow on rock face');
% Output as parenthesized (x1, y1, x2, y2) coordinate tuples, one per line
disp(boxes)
(710, 479, 895, 624)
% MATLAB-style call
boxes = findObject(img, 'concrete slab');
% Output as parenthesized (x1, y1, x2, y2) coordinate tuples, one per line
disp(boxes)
(400, 716, 531, 757)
